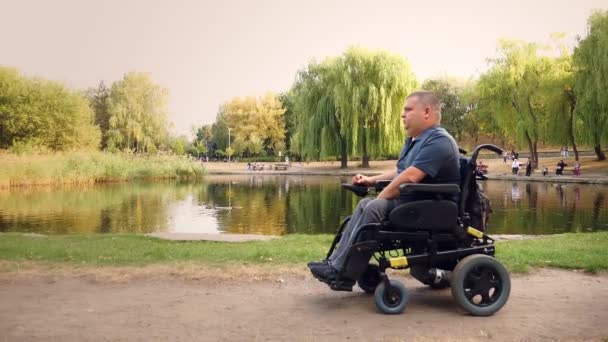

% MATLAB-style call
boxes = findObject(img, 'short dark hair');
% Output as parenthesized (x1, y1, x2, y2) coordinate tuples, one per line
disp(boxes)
(407, 91, 442, 120)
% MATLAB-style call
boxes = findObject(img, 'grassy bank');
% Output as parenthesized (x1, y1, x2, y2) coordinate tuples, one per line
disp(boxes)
(0, 151, 206, 188)
(0, 232, 606, 273)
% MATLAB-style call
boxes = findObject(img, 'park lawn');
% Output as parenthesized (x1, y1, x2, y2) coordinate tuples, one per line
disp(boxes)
(0, 232, 606, 273)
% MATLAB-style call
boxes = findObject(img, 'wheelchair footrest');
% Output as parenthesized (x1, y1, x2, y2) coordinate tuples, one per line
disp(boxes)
(329, 280, 355, 292)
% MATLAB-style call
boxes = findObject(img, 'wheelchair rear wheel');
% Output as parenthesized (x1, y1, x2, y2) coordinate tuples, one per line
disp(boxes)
(374, 280, 409, 314)
(451, 254, 511, 316)
(357, 264, 382, 294)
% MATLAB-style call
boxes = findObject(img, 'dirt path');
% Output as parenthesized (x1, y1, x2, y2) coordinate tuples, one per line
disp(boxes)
(1, 268, 607, 341)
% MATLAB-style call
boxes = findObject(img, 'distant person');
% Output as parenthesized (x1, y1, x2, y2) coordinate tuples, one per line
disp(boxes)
(556, 160, 567, 176)
(525, 158, 532, 176)
(512, 159, 520, 175)
(574, 161, 581, 176)
(247, 162, 252, 171)
(502, 151, 508, 163)
(477, 160, 488, 174)
(565, 147, 569, 158)
(542, 165, 548, 176)
(560, 146, 565, 157)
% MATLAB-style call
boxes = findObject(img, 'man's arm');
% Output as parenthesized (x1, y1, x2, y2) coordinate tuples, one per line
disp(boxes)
(352, 170, 397, 186)
(376, 166, 427, 199)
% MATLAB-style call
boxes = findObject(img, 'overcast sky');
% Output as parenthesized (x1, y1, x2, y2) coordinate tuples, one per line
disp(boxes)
(2, 0, 606, 136)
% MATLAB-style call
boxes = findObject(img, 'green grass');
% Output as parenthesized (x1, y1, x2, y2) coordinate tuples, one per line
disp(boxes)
(0, 232, 606, 273)
(495, 232, 608, 273)
(0, 151, 205, 187)
(0, 234, 332, 267)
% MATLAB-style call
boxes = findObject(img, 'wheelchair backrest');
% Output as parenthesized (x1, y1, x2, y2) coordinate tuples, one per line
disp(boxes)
(458, 156, 474, 215)
(458, 144, 503, 229)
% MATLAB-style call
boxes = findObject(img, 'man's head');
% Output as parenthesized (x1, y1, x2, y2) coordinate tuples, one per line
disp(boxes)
(401, 91, 442, 137)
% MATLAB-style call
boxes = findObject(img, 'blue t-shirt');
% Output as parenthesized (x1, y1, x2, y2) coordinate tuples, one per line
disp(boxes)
(396, 126, 461, 200)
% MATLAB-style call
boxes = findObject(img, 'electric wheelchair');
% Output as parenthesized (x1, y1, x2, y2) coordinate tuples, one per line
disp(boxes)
(312, 144, 511, 316)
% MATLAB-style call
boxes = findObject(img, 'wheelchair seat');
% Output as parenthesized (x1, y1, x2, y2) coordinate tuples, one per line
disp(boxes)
(385, 154, 481, 234)
(388, 199, 457, 232)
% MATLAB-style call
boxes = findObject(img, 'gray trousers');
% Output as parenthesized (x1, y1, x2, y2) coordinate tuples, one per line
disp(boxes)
(328, 197, 401, 271)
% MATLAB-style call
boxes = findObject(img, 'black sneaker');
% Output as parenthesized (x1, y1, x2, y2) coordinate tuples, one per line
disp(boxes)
(307, 260, 329, 269)
(310, 264, 338, 282)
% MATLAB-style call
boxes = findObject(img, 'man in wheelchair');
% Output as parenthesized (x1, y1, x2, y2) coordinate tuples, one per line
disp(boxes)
(307, 91, 510, 316)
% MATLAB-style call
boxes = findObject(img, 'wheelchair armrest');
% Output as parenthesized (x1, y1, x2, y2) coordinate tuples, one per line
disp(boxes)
(374, 180, 392, 191)
(341, 184, 370, 197)
(399, 183, 461, 194)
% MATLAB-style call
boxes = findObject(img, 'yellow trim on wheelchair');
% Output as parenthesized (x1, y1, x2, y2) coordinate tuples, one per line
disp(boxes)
(467, 227, 485, 239)
(389, 256, 409, 268)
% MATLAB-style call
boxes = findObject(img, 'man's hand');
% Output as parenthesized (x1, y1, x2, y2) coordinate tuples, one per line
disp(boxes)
(352, 174, 374, 186)
(376, 166, 427, 200)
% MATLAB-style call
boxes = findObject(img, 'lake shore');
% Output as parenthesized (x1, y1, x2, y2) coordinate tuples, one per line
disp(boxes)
(205, 155, 608, 184)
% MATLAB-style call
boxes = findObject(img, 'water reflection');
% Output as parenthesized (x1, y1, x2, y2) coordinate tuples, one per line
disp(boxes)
(485, 181, 608, 234)
(0, 176, 606, 235)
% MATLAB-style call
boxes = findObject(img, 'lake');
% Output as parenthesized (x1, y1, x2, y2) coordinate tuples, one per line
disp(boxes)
(1, 175, 606, 235)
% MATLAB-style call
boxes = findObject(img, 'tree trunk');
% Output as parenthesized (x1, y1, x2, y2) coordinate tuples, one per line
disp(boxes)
(594, 144, 606, 161)
(567, 93, 579, 161)
(361, 132, 369, 168)
(524, 131, 538, 168)
(532, 140, 538, 168)
(340, 137, 348, 169)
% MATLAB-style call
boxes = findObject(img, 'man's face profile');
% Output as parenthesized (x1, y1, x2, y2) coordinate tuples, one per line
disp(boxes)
(402, 96, 426, 137)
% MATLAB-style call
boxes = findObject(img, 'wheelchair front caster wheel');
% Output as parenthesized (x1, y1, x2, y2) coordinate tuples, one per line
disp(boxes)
(374, 280, 409, 314)
(358, 264, 382, 294)
(451, 254, 511, 316)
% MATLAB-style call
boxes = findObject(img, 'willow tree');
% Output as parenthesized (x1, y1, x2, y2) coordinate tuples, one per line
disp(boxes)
(333, 47, 417, 167)
(573, 10, 608, 160)
(291, 59, 345, 165)
(291, 48, 417, 168)
(107, 72, 170, 153)
(543, 36, 580, 160)
(478, 40, 551, 167)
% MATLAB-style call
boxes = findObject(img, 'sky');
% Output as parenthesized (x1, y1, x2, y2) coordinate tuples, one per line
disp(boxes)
(1, 0, 606, 136)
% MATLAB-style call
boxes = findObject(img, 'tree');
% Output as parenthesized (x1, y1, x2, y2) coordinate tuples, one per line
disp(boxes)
(573, 10, 608, 160)
(85, 81, 111, 148)
(0, 67, 100, 151)
(211, 93, 286, 158)
(194, 124, 213, 158)
(291, 47, 417, 168)
(171, 135, 188, 155)
(334, 47, 417, 167)
(543, 35, 580, 161)
(422, 77, 469, 141)
(195, 124, 213, 144)
(211, 109, 229, 154)
(478, 40, 551, 167)
(107, 72, 170, 153)
(278, 92, 297, 153)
